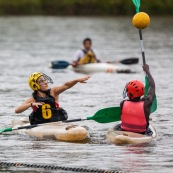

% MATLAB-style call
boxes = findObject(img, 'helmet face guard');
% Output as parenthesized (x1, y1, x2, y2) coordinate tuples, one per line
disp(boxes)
(41, 73, 53, 85)
(123, 80, 144, 100)
(28, 72, 53, 91)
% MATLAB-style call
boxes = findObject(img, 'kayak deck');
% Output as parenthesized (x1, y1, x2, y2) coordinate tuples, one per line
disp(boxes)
(106, 124, 157, 145)
(12, 118, 88, 142)
(68, 63, 135, 74)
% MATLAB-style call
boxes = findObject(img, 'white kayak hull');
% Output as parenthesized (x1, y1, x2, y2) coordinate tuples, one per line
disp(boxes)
(106, 124, 157, 145)
(12, 118, 88, 142)
(68, 63, 134, 74)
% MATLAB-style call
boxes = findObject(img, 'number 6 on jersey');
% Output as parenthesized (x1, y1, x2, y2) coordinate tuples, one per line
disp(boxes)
(42, 104, 52, 119)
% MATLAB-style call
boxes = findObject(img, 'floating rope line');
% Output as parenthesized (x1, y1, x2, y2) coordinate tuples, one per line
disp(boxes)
(0, 161, 125, 173)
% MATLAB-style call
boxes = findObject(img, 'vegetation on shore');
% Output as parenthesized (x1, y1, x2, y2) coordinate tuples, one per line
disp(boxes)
(0, 0, 172, 16)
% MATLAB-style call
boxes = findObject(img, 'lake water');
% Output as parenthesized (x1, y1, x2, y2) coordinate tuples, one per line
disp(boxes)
(0, 16, 173, 173)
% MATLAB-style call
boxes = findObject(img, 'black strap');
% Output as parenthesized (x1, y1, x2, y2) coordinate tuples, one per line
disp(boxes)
(82, 49, 87, 55)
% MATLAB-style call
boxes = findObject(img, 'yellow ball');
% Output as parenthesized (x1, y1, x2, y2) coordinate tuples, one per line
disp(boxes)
(132, 12, 150, 29)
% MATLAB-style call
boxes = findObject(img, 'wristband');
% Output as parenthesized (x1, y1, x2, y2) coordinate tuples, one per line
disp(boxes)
(30, 102, 33, 107)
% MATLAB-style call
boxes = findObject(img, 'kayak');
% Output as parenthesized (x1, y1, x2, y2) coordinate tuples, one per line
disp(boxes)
(68, 63, 135, 74)
(106, 124, 157, 145)
(12, 118, 88, 142)
(49, 58, 139, 72)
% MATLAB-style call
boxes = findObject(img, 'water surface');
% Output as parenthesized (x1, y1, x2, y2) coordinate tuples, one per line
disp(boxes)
(0, 16, 173, 173)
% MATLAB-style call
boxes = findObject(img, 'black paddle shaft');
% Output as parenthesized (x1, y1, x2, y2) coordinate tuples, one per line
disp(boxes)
(13, 118, 87, 130)
(16, 124, 38, 130)
(139, 30, 146, 65)
(63, 118, 86, 123)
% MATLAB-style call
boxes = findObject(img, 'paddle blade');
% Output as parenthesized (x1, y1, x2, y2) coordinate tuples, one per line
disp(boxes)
(150, 96, 157, 113)
(120, 58, 139, 65)
(50, 60, 70, 69)
(87, 107, 121, 123)
(144, 76, 157, 113)
(132, 0, 140, 13)
(0, 127, 12, 134)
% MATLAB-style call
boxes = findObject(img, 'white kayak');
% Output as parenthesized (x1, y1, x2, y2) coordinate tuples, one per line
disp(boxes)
(12, 118, 88, 142)
(68, 63, 134, 74)
(106, 124, 157, 145)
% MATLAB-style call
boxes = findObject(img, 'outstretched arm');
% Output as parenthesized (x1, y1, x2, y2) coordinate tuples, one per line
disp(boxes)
(52, 76, 90, 96)
(143, 64, 155, 103)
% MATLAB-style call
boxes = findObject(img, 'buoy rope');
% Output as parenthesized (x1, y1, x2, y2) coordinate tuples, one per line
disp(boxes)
(0, 161, 125, 173)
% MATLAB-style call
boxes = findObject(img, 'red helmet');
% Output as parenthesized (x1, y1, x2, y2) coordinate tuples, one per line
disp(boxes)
(125, 80, 144, 100)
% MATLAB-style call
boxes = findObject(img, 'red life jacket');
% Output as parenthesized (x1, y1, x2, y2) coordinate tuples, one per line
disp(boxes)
(121, 101, 147, 133)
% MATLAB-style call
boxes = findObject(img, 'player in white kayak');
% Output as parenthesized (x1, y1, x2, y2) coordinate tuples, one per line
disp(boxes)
(72, 38, 101, 67)
(15, 72, 90, 125)
(115, 64, 155, 135)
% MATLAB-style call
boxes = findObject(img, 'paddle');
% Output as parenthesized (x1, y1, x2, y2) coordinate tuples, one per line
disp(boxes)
(50, 57, 139, 69)
(132, 0, 157, 113)
(50, 60, 70, 69)
(120, 57, 139, 64)
(0, 107, 121, 134)
(107, 57, 139, 64)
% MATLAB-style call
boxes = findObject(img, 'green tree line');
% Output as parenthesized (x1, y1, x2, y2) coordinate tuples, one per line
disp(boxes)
(0, 0, 172, 15)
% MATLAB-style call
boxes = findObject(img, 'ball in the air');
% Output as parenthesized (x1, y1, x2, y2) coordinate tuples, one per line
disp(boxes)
(132, 12, 150, 29)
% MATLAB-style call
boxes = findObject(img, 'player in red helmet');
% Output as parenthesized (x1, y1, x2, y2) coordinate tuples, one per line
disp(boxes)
(116, 64, 155, 134)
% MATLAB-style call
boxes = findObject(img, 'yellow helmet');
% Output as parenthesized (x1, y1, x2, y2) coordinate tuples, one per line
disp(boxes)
(28, 72, 43, 90)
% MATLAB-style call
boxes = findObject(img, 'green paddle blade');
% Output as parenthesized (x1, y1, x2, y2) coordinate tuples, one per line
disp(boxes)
(87, 107, 121, 123)
(132, 0, 140, 13)
(0, 127, 12, 134)
(144, 76, 157, 113)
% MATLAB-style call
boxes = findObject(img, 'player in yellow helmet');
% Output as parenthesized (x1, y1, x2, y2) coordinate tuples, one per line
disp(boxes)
(15, 72, 90, 125)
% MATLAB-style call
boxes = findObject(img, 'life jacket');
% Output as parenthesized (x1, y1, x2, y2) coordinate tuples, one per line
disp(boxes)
(121, 101, 147, 133)
(29, 89, 68, 125)
(78, 49, 97, 64)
